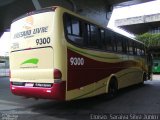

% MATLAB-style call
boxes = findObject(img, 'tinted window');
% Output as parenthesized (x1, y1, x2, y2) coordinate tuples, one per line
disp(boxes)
(116, 35, 122, 52)
(128, 40, 133, 55)
(111, 33, 117, 52)
(105, 30, 113, 51)
(66, 16, 72, 34)
(72, 19, 80, 36)
(141, 45, 145, 56)
(65, 15, 83, 46)
(100, 29, 105, 50)
(122, 38, 127, 53)
(133, 42, 137, 55)
(86, 24, 99, 48)
(64, 13, 145, 56)
(137, 44, 141, 56)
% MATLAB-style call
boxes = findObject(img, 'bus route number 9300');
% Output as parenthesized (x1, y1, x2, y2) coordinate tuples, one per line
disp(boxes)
(70, 57, 84, 66)
(36, 37, 51, 45)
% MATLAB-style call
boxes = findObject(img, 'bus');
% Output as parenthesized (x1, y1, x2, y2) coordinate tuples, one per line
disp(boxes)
(152, 59, 160, 74)
(10, 6, 150, 101)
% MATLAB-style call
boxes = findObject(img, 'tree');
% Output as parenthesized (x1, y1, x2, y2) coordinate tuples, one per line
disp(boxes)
(136, 33, 160, 47)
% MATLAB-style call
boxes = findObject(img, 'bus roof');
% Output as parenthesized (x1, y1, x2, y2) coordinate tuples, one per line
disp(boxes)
(11, 6, 144, 46)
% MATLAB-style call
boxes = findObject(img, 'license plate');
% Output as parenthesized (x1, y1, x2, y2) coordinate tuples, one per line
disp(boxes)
(25, 83, 34, 87)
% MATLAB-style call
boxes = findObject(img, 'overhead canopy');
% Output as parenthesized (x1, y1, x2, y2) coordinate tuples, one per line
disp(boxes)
(115, 13, 160, 34)
(0, 0, 155, 32)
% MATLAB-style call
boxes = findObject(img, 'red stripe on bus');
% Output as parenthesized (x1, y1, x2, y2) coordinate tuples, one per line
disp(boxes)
(67, 49, 141, 91)
(10, 81, 66, 101)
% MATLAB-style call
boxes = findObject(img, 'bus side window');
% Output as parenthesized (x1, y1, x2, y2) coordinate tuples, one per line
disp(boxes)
(72, 18, 81, 36)
(105, 30, 112, 51)
(137, 44, 141, 56)
(122, 38, 127, 54)
(111, 33, 117, 52)
(86, 24, 99, 49)
(116, 35, 122, 53)
(100, 29, 105, 50)
(133, 42, 137, 55)
(141, 45, 145, 56)
(128, 40, 133, 55)
(66, 15, 72, 34)
(65, 15, 83, 46)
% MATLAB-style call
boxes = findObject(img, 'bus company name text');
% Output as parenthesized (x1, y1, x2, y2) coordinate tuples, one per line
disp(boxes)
(13, 26, 48, 39)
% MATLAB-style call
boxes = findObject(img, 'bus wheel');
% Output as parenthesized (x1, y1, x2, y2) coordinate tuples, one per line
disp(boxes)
(143, 73, 147, 83)
(108, 78, 118, 98)
(140, 73, 146, 86)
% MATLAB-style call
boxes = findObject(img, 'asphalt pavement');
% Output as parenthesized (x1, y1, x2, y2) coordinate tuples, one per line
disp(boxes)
(0, 76, 160, 120)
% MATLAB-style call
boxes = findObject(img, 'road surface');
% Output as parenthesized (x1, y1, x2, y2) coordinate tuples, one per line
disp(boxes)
(0, 76, 160, 120)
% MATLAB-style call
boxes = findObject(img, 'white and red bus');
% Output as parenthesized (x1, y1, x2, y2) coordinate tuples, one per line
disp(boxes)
(10, 6, 150, 101)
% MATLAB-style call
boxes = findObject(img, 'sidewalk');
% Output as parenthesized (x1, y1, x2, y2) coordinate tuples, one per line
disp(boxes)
(152, 74, 160, 80)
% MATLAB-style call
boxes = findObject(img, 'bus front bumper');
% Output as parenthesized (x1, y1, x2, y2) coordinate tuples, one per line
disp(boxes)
(10, 81, 66, 101)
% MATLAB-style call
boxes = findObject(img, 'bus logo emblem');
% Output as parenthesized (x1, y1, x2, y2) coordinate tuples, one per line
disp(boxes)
(21, 58, 39, 65)
(23, 16, 33, 30)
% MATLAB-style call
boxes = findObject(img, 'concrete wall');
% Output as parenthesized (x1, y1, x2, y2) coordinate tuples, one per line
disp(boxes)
(115, 13, 160, 27)
(0, 56, 9, 77)
(0, 69, 9, 77)
(1, 0, 109, 30)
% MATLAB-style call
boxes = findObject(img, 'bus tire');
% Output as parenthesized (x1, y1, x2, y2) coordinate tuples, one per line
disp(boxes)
(108, 78, 118, 98)
(140, 73, 146, 86)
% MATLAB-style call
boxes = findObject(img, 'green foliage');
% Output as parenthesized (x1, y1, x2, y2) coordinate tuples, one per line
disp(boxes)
(136, 33, 160, 47)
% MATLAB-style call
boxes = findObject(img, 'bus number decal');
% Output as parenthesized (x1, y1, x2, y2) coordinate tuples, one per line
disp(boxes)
(70, 57, 84, 66)
(36, 37, 51, 45)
